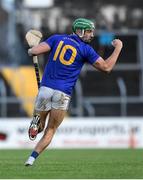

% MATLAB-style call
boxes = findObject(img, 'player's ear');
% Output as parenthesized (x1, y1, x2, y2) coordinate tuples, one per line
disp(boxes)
(75, 29, 82, 36)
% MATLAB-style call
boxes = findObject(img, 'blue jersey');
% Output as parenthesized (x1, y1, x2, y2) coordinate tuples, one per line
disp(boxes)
(41, 34, 100, 95)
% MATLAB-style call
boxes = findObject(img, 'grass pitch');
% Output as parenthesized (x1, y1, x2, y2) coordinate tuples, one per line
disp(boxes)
(0, 149, 143, 179)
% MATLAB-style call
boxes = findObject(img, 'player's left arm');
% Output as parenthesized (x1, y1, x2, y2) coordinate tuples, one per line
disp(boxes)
(28, 42, 51, 56)
(93, 39, 123, 73)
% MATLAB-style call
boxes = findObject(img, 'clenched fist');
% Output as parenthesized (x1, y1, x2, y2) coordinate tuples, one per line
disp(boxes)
(112, 39, 123, 50)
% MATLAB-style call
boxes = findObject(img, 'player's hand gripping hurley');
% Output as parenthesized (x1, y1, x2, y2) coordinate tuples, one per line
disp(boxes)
(25, 30, 43, 89)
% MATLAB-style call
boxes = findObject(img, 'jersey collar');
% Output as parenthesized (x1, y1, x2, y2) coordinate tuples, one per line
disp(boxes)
(70, 34, 82, 43)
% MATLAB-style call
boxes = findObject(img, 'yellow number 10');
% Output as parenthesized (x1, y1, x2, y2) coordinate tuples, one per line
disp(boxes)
(53, 41, 77, 65)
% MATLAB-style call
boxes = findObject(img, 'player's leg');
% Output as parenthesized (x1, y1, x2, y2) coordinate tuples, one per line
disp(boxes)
(35, 109, 66, 153)
(33, 90, 70, 152)
(25, 109, 66, 166)
(25, 90, 70, 166)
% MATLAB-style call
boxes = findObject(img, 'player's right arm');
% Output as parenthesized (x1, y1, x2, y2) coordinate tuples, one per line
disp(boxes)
(28, 42, 51, 56)
(93, 39, 123, 73)
(28, 34, 59, 56)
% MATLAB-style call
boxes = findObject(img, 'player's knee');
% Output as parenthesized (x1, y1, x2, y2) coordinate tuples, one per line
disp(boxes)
(48, 119, 59, 131)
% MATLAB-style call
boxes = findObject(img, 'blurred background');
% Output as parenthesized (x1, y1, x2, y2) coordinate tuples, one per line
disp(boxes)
(0, 0, 143, 149)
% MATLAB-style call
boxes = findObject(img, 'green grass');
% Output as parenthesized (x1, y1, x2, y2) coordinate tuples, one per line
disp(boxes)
(0, 149, 143, 179)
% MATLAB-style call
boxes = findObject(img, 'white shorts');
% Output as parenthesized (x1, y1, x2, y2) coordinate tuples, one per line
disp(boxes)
(34, 86, 71, 111)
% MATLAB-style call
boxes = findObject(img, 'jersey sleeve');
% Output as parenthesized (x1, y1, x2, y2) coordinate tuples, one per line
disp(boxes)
(44, 35, 58, 48)
(85, 45, 100, 64)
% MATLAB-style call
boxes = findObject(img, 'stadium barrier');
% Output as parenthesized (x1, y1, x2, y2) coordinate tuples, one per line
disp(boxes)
(0, 117, 143, 149)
